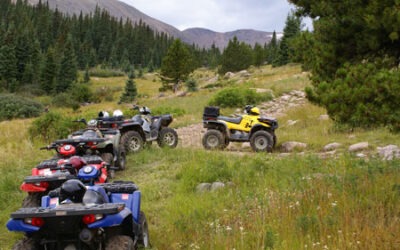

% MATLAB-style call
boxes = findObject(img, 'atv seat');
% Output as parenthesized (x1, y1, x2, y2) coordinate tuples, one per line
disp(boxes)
(99, 181, 139, 194)
(37, 159, 59, 169)
(219, 116, 242, 124)
(81, 155, 103, 165)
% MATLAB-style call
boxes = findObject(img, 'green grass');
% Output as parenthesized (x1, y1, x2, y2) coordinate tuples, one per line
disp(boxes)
(1, 64, 400, 249)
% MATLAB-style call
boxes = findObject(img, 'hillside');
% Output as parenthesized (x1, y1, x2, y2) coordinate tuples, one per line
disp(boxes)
(182, 28, 273, 49)
(17, 0, 274, 48)
(1, 65, 400, 249)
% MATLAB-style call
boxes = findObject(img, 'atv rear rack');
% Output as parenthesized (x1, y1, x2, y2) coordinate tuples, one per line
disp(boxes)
(10, 203, 125, 218)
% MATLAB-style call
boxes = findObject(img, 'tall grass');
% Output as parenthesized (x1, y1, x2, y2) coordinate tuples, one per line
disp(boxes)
(122, 148, 400, 250)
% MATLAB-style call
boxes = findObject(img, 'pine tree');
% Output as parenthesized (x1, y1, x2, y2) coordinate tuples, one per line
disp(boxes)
(273, 12, 302, 66)
(0, 42, 18, 92)
(56, 35, 78, 92)
(219, 37, 253, 75)
(266, 31, 279, 64)
(83, 65, 90, 83)
(119, 70, 137, 103)
(160, 39, 193, 92)
(41, 47, 57, 94)
(253, 43, 265, 67)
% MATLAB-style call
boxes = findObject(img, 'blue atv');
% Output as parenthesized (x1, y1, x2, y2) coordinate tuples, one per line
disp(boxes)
(7, 165, 150, 250)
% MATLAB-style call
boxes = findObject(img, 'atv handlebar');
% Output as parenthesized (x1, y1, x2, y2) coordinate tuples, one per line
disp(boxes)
(73, 118, 87, 125)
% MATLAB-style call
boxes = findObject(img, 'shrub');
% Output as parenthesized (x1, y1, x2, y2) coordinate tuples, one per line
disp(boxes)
(208, 87, 273, 108)
(68, 83, 93, 103)
(89, 67, 125, 77)
(52, 83, 94, 109)
(0, 94, 43, 121)
(52, 93, 79, 108)
(308, 62, 400, 131)
(28, 112, 76, 141)
(150, 107, 186, 117)
(185, 78, 198, 92)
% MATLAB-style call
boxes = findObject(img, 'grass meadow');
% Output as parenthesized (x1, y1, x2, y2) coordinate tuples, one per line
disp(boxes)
(1, 65, 400, 249)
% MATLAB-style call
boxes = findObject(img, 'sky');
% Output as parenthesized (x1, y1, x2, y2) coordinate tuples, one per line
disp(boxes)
(119, 0, 311, 33)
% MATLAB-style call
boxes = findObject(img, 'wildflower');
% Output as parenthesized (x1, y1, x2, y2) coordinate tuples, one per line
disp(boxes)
(226, 226, 232, 231)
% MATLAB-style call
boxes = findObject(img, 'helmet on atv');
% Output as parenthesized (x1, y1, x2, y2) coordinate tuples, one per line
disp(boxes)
(249, 107, 260, 115)
(113, 109, 123, 117)
(139, 106, 151, 115)
(98, 111, 109, 118)
(59, 179, 86, 203)
(87, 119, 98, 128)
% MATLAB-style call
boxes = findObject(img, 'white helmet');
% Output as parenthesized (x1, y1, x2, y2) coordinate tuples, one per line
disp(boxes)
(113, 109, 123, 117)
(98, 111, 109, 118)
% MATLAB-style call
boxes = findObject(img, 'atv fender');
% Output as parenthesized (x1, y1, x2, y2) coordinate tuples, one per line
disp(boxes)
(203, 120, 227, 132)
(87, 207, 132, 229)
(250, 124, 274, 134)
(120, 124, 146, 139)
(110, 191, 141, 223)
(159, 114, 173, 127)
(7, 219, 39, 233)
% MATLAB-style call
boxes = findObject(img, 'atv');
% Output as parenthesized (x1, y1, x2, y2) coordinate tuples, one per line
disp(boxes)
(202, 105, 278, 152)
(97, 107, 178, 153)
(71, 119, 126, 170)
(7, 165, 150, 249)
(20, 138, 111, 207)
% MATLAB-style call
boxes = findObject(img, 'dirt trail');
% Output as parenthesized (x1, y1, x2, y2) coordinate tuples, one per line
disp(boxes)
(176, 90, 307, 149)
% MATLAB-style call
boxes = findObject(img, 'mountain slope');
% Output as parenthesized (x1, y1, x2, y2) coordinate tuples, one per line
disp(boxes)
(17, 0, 273, 48)
(182, 28, 273, 49)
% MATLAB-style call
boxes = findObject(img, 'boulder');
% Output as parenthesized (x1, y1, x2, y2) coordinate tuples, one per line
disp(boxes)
(196, 183, 211, 193)
(211, 182, 225, 191)
(318, 115, 330, 121)
(348, 142, 369, 152)
(323, 142, 342, 152)
(377, 145, 400, 160)
(281, 141, 307, 152)
(224, 72, 235, 79)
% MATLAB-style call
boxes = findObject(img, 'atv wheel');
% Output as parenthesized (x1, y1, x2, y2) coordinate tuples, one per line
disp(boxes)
(22, 193, 42, 207)
(250, 130, 274, 152)
(115, 146, 126, 170)
(101, 152, 115, 179)
(138, 211, 151, 248)
(157, 127, 178, 148)
(121, 131, 144, 153)
(12, 238, 37, 250)
(105, 235, 135, 250)
(202, 129, 225, 150)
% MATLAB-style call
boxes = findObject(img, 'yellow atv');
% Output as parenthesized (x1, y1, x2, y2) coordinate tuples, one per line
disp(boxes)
(202, 105, 278, 152)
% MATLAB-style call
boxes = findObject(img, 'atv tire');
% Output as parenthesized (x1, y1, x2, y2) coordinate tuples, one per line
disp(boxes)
(121, 131, 144, 153)
(157, 127, 178, 148)
(138, 211, 151, 248)
(22, 193, 42, 207)
(12, 238, 37, 250)
(105, 235, 135, 250)
(250, 130, 274, 152)
(202, 129, 226, 150)
(115, 146, 126, 170)
(101, 152, 115, 179)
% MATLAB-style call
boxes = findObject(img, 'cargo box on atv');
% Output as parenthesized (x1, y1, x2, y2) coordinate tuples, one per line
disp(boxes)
(203, 106, 220, 120)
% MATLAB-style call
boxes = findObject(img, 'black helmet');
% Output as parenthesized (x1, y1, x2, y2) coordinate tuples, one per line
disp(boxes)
(59, 179, 86, 203)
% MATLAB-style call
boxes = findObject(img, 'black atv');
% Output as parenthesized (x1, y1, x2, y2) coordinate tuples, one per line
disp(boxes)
(98, 107, 178, 153)
(70, 119, 126, 171)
